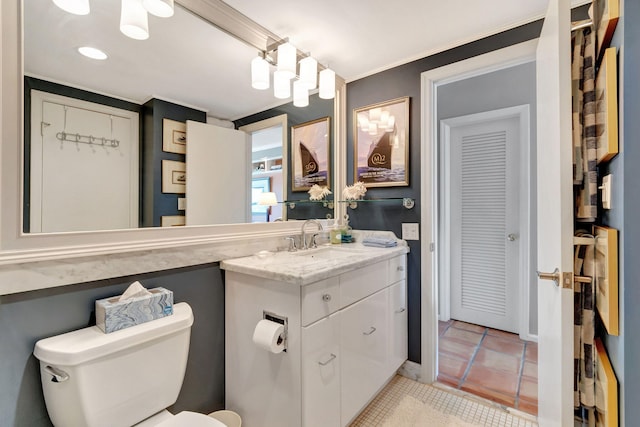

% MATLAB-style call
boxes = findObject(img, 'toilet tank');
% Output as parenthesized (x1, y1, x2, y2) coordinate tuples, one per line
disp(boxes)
(34, 302, 194, 427)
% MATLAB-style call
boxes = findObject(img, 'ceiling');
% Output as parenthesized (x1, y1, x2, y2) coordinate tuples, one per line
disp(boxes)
(24, 0, 589, 122)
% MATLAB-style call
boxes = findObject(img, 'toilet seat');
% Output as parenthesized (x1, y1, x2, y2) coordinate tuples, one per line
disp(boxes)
(155, 411, 226, 427)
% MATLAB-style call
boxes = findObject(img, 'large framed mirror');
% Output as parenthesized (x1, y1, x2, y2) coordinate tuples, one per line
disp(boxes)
(0, 0, 346, 257)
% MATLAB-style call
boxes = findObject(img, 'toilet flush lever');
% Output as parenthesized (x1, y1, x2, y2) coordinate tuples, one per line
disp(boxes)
(44, 365, 69, 383)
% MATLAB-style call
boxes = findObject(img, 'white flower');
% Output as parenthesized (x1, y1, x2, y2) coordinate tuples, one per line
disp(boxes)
(308, 184, 332, 201)
(343, 181, 367, 200)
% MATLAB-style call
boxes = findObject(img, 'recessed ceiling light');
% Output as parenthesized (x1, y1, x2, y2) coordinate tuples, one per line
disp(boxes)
(78, 46, 108, 60)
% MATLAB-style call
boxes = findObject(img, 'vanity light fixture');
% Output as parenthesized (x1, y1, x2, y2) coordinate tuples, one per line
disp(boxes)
(120, 0, 150, 40)
(52, 0, 90, 15)
(78, 46, 108, 60)
(250, 39, 335, 106)
(142, 0, 174, 18)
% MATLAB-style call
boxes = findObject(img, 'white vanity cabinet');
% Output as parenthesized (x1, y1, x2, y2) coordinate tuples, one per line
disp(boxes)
(223, 252, 407, 427)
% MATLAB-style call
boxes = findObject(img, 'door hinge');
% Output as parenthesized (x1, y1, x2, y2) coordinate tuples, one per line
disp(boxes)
(429, 242, 435, 252)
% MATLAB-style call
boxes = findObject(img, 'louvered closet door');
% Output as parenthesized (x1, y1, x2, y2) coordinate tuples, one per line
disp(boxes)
(449, 115, 520, 332)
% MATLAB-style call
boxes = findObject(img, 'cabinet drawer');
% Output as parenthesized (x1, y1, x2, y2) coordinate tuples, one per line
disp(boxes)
(302, 277, 340, 326)
(340, 261, 388, 308)
(388, 255, 407, 284)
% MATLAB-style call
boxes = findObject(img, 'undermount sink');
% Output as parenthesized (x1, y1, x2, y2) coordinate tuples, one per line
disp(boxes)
(292, 246, 367, 260)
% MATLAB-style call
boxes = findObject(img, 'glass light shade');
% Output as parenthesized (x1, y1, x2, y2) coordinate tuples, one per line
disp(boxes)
(258, 192, 278, 206)
(251, 56, 270, 90)
(120, 0, 149, 40)
(78, 46, 108, 60)
(277, 42, 297, 80)
(142, 0, 174, 17)
(369, 107, 382, 123)
(368, 122, 378, 136)
(274, 70, 291, 99)
(293, 80, 309, 107)
(299, 56, 318, 90)
(52, 0, 90, 15)
(318, 68, 335, 99)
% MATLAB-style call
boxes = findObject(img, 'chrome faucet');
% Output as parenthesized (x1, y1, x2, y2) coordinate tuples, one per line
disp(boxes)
(301, 219, 323, 250)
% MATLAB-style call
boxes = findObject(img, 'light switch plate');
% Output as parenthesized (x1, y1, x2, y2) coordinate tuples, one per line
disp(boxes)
(601, 174, 612, 209)
(178, 198, 186, 211)
(402, 223, 420, 241)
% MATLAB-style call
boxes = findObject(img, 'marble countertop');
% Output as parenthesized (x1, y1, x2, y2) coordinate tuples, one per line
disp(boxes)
(221, 237, 409, 286)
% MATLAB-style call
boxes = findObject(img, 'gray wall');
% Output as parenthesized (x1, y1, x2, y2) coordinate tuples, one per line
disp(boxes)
(0, 264, 225, 427)
(601, 0, 640, 424)
(437, 62, 538, 335)
(346, 21, 543, 363)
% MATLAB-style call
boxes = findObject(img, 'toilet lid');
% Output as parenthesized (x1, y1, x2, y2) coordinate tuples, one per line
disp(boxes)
(155, 411, 226, 427)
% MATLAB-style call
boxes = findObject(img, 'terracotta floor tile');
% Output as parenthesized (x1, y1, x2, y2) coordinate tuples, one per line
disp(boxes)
(517, 398, 538, 415)
(465, 364, 519, 395)
(525, 343, 538, 363)
(481, 335, 525, 357)
(522, 361, 537, 380)
(486, 328, 521, 341)
(459, 381, 516, 407)
(473, 348, 521, 374)
(438, 321, 451, 336)
(438, 352, 469, 379)
(439, 337, 478, 361)
(519, 377, 538, 401)
(451, 320, 486, 334)
(436, 372, 460, 389)
(442, 326, 484, 346)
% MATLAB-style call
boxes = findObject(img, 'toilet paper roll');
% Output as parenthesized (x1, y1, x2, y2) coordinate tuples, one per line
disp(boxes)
(252, 319, 285, 353)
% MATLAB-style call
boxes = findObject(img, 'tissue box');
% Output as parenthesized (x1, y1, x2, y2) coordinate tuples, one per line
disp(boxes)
(96, 287, 174, 333)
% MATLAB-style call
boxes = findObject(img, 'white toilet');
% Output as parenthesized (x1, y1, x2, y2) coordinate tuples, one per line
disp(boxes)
(34, 302, 226, 427)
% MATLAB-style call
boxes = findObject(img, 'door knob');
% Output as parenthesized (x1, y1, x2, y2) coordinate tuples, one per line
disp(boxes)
(507, 233, 518, 241)
(536, 268, 560, 285)
(536, 269, 573, 289)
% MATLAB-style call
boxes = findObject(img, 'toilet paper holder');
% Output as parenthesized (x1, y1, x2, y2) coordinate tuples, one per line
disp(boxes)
(263, 310, 288, 352)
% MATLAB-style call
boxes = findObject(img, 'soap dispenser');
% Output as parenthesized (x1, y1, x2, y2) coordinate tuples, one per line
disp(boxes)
(329, 218, 342, 244)
(341, 214, 353, 243)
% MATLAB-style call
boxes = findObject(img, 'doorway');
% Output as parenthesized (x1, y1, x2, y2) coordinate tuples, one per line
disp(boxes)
(239, 114, 288, 222)
(419, 39, 539, 413)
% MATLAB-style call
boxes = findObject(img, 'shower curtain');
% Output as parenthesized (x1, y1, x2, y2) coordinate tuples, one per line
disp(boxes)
(573, 232, 596, 423)
(572, 25, 597, 426)
(572, 27, 597, 223)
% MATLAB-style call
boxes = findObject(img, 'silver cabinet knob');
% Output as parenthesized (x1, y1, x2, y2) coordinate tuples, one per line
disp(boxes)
(507, 233, 518, 241)
(322, 293, 332, 302)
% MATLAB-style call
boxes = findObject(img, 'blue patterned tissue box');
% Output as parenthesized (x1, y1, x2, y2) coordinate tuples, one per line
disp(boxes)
(95, 287, 174, 333)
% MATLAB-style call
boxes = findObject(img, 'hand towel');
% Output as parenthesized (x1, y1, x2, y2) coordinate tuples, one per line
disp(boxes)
(362, 237, 397, 248)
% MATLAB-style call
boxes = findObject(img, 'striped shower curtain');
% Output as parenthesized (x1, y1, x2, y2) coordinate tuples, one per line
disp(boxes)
(574, 231, 596, 424)
(572, 27, 597, 222)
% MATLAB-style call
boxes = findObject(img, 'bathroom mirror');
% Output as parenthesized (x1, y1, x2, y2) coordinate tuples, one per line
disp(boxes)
(22, 0, 335, 233)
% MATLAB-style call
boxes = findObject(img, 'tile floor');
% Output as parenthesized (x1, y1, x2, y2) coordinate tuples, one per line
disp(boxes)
(437, 319, 538, 416)
(351, 375, 538, 426)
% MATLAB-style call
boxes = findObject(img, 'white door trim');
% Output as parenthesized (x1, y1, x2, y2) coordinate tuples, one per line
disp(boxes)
(420, 39, 537, 383)
(439, 105, 532, 341)
(239, 114, 289, 221)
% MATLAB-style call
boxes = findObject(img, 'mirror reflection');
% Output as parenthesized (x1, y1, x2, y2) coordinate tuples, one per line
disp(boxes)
(23, 0, 334, 233)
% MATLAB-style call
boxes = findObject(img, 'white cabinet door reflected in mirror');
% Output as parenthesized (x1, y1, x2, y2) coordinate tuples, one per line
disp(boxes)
(186, 121, 250, 225)
(30, 91, 139, 233)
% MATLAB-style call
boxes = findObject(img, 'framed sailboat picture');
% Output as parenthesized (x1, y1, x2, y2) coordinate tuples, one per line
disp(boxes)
(354, 97, 410, 187)
(291, 117, 331, 191)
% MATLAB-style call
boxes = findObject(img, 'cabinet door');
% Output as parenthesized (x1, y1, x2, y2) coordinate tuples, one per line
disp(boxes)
(340, 289, 389, 426)
(302, 313, 341, 427)
(388, 280, 408, 375)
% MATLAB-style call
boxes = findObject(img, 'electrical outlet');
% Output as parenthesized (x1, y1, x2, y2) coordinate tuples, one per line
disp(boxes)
(178, 198, 186, 211)
(402, 223, 420, 241)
